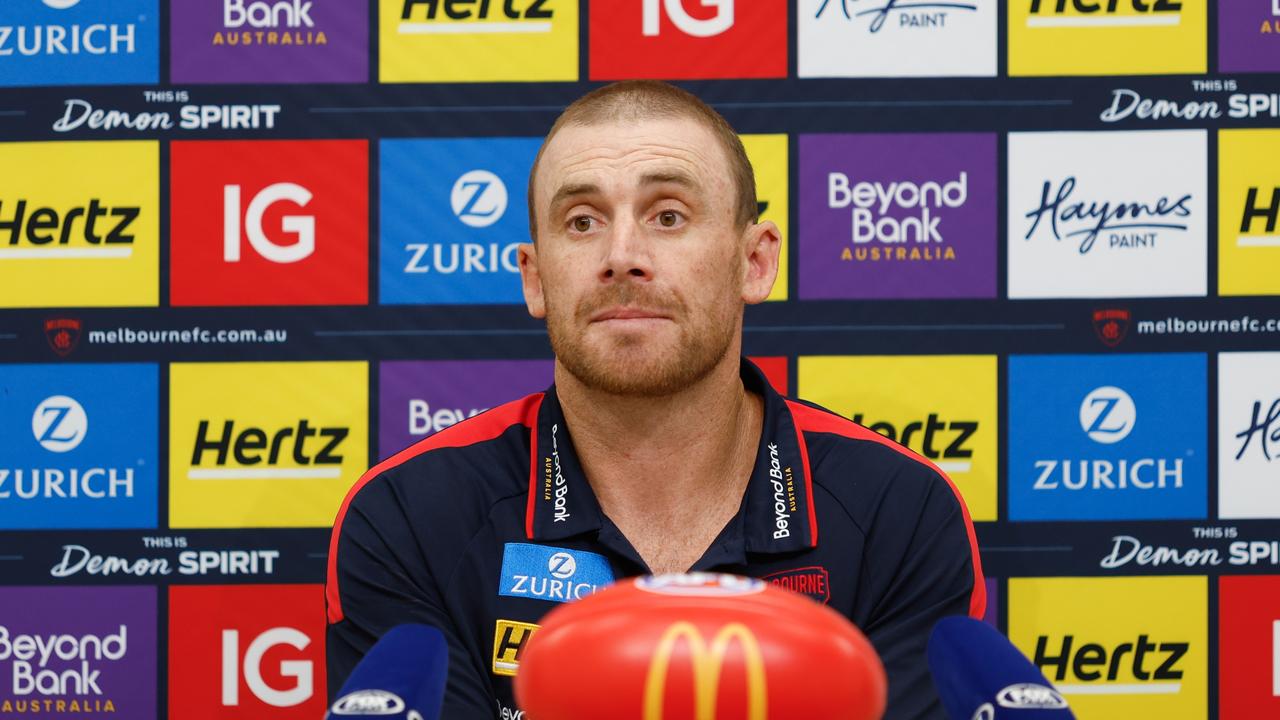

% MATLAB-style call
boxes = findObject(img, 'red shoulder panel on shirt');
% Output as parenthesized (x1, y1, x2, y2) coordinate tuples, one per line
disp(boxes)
(785, 400, 987, 620)
(325, 393, 543, 624)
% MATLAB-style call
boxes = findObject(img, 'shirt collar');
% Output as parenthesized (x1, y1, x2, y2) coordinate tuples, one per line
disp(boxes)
(524, 358, 819, 555)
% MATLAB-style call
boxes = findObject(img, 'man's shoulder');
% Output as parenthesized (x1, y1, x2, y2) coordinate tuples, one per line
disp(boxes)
(340, 392, 542, 524)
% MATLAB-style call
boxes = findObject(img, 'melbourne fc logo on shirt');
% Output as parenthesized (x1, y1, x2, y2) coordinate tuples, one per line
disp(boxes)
(761, 566, 831, 604)
(498, 543, 614, 603)
(799, 133, 997, 299)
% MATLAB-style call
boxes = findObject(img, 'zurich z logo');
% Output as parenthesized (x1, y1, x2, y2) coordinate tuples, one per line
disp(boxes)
(499, 543, 613, 604)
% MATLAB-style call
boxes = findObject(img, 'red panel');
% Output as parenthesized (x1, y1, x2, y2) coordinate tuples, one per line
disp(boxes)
(170, 140, 368, 306)
(1220, 575, 1280, 719)
(589, 0, 787, 80)
(169, 584, 326, 719)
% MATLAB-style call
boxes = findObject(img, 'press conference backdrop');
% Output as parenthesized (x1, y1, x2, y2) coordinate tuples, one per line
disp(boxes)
(0, 0, 1277, 717)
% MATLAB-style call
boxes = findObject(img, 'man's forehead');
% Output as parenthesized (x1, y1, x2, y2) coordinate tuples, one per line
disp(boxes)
(537, 117, 730, 194)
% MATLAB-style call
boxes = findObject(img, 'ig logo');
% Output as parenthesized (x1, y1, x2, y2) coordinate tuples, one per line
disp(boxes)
(451, 170, 507, 228)
(1079, 386, 1136, 444)
(32, 395, 88, 453)
(224, 183, 316, 264)
(643, 0, 734, 37)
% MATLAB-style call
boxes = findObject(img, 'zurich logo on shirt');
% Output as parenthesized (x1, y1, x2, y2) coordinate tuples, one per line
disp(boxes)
(499, 543, 614, 603)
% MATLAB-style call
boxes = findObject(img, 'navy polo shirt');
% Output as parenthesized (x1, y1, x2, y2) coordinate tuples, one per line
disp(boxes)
(326, 359, 985, 719)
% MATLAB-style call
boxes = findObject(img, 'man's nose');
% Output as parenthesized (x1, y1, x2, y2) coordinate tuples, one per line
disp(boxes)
(599, 216, 653, 282)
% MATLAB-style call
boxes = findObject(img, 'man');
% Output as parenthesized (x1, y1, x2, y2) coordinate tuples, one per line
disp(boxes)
(326, 81, 984, 719)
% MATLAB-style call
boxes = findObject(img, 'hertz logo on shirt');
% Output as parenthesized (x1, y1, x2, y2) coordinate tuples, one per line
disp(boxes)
(0, 142, 157, 308)
(1009, 576, 1206, 720)
(169, 362, 367, 528)
(492, 620, 538, 677)
(1009, 0, 1205, 77)
(380, 0, 577, 82)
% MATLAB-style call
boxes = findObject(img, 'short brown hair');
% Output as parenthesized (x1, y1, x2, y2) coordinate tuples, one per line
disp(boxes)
(527, 81, 757, 240)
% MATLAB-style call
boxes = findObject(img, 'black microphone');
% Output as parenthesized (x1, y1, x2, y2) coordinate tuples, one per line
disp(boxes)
(325, 624, 448, 720)
(928, 616, 1075, 720)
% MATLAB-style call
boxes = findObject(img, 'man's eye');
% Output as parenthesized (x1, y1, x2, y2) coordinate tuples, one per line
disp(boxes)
(657, 210, 681, 227)
(571, 216, 593, 232)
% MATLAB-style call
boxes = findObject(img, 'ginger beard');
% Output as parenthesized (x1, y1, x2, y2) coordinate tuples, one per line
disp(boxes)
(544, 256, 742, 398)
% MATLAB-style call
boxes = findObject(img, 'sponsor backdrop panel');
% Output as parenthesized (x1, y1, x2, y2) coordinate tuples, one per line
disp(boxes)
(168, 361, 369, 528)
(0, 0, 160, 87)
(0, 0, 1278, 717)
(1008, 353, 1208, 521)
(1009, 576, 1208, 719)
(1218, 129, 1280, 296)
(797, 355, 999, 522)
(0, 586, 158, 717)
(0, 141, 160, 308)
(0, 363, 158, 529)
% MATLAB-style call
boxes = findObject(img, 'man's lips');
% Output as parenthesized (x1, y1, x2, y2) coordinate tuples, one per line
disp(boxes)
(589, 307, 673, 322)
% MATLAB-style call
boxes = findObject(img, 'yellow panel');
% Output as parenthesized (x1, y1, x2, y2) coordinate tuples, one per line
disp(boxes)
(379, 0, 578, 82)
(0, 141, 158, 308)
(797, 355, 998, 521)
(741, 134, 789, 302)
(1009, 1, 1207, 76)
(1219, 129, 1280, 295)
(169, 362, 369, 528)
(1009, 576, 1208, 720)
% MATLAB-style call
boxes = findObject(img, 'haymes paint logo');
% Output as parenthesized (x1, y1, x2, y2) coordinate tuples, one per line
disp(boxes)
(798, 133, 996, 299)
(1007, 130, 1207, 299)
(798, 0, 995, 78)
(170, 0, 368, 83)
(1008, 353, 1206, 522)
(0, 586, 157, 717)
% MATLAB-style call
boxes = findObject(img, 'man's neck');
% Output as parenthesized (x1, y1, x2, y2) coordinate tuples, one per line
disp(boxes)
(554, 354, 763, 573)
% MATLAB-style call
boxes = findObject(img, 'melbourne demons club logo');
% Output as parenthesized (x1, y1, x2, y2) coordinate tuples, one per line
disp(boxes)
(589, 0, 787, 80)
(168, 140, 368, 306)
(1092, 308, 1130, 348)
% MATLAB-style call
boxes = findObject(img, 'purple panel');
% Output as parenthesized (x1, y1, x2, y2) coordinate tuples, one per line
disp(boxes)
(982, 577, 999, 628)
(378, 360, 554, 461)
(171, 0, 368, 83)
(798, 133, 997, 300)
(0, 586, 156, 718)
(1219, 3, 1280, 73)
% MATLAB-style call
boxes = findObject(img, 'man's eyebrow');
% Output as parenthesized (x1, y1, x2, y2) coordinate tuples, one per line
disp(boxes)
(548, 182, 600, 214)
(639, 170, 697, 189)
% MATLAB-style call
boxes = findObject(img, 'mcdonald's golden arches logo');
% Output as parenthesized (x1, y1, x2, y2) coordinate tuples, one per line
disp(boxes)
(643, 621, 767, 720)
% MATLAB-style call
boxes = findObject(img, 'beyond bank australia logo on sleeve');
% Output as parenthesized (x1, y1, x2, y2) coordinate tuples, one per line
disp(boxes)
(0, 364, 157, 529)
(0, 0, 159, 87)
(1008, 354, 1206, 521)
(380, 138, 539, 305)
(1007, 130, 1207, 299)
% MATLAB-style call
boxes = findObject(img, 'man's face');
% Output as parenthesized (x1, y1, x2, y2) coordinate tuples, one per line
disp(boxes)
(520, 116, 776, 397)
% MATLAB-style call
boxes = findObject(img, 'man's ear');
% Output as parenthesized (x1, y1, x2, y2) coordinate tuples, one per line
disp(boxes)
(518, 242, 547, 319)
(741, 220, 781, 305)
